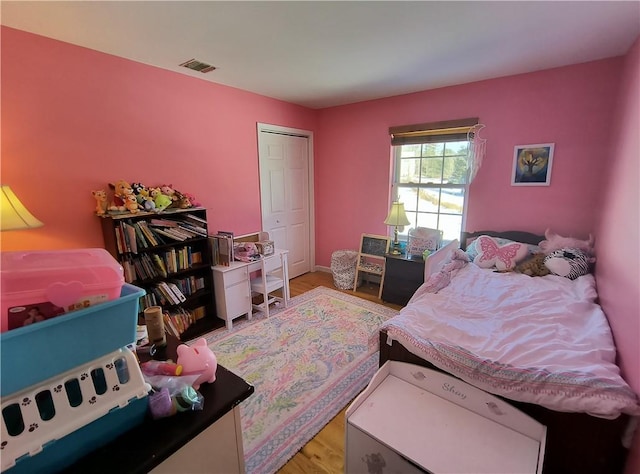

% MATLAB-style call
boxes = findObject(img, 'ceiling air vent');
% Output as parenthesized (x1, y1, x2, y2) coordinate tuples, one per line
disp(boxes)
(179, 59, 216, 73)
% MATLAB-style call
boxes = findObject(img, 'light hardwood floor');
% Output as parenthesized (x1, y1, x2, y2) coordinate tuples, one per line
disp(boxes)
(275, 270, 401, 474)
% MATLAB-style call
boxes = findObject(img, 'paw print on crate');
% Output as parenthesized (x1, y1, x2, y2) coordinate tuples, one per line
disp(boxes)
(0, 348, 148, 474)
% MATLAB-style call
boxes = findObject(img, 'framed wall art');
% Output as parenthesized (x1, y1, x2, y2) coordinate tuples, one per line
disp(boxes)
(511, 143, 554, 186)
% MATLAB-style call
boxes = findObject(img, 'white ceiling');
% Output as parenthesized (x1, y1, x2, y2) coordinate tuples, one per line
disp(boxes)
(2, 1, 639, 109)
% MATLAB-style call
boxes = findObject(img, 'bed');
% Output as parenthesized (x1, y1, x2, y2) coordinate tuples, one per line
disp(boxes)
(379, 230, 640, 474)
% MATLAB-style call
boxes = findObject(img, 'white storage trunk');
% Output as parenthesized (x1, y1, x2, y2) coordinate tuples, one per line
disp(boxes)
(345, 361, 546, 474)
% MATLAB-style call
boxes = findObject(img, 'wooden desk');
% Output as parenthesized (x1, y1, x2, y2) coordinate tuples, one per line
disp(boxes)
(64, 338, 254, 474)
(212, 249, 289, 329)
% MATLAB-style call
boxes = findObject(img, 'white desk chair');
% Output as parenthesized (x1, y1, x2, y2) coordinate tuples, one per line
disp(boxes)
(250, 252, 289, 318)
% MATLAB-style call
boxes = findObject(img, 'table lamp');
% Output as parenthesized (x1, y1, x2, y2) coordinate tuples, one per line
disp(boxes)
(1, 185, 43, 231)
(384, 201, 410, 255)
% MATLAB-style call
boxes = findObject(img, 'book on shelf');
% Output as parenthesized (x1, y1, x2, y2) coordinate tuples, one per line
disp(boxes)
(185, 213, 208, 225)
(149, 218, 180, 227)
(162, 307, 195, 337)
(163, 312, 180, 338)
(137, 221, 159, 246)
(152, 254, 168, 278)
(153, 227, 188, 242)
(167, 282, 187, 303)
(116, 222, 138, 254)
(131, 222, 149, 249)
(178, 222, 207, 237)
(155, 282, 177, 305)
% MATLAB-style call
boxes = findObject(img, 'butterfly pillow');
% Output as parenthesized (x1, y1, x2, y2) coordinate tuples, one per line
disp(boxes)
(473, 235, 529, 271)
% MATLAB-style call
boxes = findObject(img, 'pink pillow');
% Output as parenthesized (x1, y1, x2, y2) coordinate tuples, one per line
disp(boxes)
(473, 235, 529, 271)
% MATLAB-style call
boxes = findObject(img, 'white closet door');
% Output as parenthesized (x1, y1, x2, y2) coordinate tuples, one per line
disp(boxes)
(258, 125, 313, 279)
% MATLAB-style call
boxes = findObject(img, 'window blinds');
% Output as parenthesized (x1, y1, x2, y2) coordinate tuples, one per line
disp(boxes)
(389, 117, 479, 145)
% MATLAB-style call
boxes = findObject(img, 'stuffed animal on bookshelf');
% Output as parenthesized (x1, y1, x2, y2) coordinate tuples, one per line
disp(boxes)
(91, 189, 108, 215)
(108, 180, 134, 212)
(160, 184, 179, 202)
(182, 192, 201, 207)
(176, 338, 218, 389)
(123, 193, 141, 213)
(170, 191, 192, 209)
(131, 182, 156, 211)
(149, 187, 172, 211)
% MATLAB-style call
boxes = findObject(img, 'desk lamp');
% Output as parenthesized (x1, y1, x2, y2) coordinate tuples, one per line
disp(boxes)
(1, 185, 43, 231)
(384, 201, 410, 255)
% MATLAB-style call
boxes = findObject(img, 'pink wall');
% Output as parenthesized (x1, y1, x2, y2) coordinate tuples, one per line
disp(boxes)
(1, 27, 316, 252)
(3, 25, 639, 471)
(315, 59, 623, 267)
(595, 36, 640, 474)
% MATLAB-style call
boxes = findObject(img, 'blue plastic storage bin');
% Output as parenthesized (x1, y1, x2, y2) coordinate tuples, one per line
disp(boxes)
(0, 283, 145, 397)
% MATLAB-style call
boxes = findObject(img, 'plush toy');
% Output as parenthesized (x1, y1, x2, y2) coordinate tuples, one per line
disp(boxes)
(160, 184, 179, 202)
(544, 248, 592, 280)
(123, 193, 141, 213)
(92, 190, 108, 216)
(170, 191, 192, 209)
(131, 182, 156, 211)
(108, 180, 134, 212)
(176, 338, 217, 389)
(182, 192, 201, 207)
(150, 187, 172, 211)
(514, 253, 550, 277)
(539, 229, 594, 255)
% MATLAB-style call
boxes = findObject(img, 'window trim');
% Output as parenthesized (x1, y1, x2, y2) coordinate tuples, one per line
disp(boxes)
(390, 139, 470, 244)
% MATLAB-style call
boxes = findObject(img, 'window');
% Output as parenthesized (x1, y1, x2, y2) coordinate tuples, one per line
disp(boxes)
(389, 118, 478, 244)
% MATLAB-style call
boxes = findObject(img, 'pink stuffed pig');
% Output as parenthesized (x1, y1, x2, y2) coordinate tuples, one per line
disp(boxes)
(176, 338, 218, 389)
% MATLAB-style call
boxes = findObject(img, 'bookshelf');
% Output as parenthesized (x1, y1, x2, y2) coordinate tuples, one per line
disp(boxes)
(100, 207, 223, 341)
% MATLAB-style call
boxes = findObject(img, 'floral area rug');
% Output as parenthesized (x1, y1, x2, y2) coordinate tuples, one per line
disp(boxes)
(202, 286, 398, 474)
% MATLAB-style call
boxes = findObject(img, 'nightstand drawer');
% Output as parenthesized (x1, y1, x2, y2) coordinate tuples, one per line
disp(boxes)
(382, 254, 425, 306)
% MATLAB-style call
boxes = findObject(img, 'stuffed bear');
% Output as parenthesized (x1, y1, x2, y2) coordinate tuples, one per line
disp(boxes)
(108, 180, 134, 212)
(123, 193, 141, 213)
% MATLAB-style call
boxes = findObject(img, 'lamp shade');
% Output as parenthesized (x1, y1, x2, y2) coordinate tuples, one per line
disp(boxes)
(1, 185, 44, 231)
(384, 201, 410, 227)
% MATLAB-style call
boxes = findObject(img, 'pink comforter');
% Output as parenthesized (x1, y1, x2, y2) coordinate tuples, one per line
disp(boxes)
(382, 256, 640, 418)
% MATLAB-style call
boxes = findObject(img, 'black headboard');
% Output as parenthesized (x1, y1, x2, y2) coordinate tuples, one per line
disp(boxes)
(460, 230, 545, 250)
